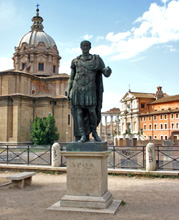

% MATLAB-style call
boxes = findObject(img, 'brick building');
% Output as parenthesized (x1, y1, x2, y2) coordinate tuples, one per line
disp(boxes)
(140, 88, 179, 141)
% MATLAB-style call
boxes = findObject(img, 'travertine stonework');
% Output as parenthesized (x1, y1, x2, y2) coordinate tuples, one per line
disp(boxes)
(0, 8, 73, 144)
(60, 151, 113, 209)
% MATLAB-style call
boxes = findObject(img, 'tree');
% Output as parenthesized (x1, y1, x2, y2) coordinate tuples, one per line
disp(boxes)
(30, 115, 59, 145)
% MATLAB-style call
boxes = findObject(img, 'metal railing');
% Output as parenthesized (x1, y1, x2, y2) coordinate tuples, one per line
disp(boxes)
(156, 146, 179, 170)
(108, 145, 145, 169)
(0, 145, 51, 166)
(1, 144, 179, 171)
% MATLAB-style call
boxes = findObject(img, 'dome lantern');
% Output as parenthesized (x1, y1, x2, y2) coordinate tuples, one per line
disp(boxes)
(31, 4, 44, 31)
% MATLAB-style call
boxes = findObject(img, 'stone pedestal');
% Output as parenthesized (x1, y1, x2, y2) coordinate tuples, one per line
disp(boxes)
(60, 151, 112, 209)
(146, 142, 156, 171)
(48, 142, 121, 214)
(52, 142, 61, 167)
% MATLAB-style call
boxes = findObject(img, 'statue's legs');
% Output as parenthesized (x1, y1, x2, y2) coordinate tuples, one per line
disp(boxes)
(77, 106, 101, 142)
(77, 108, 87, 142)
(88, 107, 101, 142)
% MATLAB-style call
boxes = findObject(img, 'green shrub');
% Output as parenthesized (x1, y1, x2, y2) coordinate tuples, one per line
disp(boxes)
(30, 115, 59, 145)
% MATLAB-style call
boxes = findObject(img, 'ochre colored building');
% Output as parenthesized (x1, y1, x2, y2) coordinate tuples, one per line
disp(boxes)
(140, 89, 179, 141)
(117, 86, 179, 146)
(0, 8, 73, 144)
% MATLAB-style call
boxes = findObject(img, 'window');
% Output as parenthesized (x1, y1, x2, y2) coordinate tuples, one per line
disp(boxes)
(53, 65, 56, 73)
(171, 123, 174, 129)
(160, 115, 163, 120)
(164, 114, 167, 120)
(154, 135, 157, 139)
(141, 117, 143, 121)
(176, 113, 179, 119)
(161, 136, 163, 140)
(149, 124, 152, 130)
(154, 115, 157, 120)
(141, 103, 145, 108)
(164, 124, 167, 129)
(165, 136, 168, 140)
(134, 122, 136, 132)
(141, 129, 143, 135)
(68, 114, 71, 126)
(122, 123, 124, 133)
(144, 125, 146, 130)
(38, 63, 44, 71)
(149, 136, 152, 140)
(149, 116, 152, 121)
(160, 124, 163, 130)
(65, 91, 67, 96)
(176, 123, 179, 129)
(171, 114, 174, 119)
(144, 116, 146, 121)
(22, 63, 26, 70)
(154, 124, 157, 130)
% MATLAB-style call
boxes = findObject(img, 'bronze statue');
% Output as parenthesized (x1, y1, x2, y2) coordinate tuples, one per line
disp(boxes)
(67, 40, 111, 142)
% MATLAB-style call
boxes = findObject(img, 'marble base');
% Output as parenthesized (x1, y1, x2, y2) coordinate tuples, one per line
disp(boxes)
(60, 191, 112, 209)
(48, 143, 121, 214)
(48, 199, 121, 214)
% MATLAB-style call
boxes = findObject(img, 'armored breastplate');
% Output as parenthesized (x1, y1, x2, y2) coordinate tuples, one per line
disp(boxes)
(73, 59, 97, 91)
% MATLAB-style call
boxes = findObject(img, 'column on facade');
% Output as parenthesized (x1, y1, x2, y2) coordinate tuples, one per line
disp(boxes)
(116, 115, 119, 134)
(99, 118, 102, 137)
(105, 115, 107, 141)
(124, 117, 127, 134)
(111, 115, 113, 140)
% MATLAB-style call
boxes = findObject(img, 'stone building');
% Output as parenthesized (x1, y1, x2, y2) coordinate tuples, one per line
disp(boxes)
(0, 8, 73, 144)
(98, 108, 120, 143)
(140, 91, 179, 142)
(115, 86, 179, 146)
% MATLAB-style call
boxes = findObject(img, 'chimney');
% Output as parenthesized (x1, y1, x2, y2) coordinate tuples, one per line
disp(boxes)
(155, 86, 164, 100)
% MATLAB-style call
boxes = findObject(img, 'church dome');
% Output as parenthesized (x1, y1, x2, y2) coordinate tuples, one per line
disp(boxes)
(17, 6, 56, 49)
(13, 6, 61, 76)
(18, 31, 56, 48)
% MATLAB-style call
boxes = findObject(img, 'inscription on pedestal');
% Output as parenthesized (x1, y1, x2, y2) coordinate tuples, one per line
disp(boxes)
(67, 158, 107, 197)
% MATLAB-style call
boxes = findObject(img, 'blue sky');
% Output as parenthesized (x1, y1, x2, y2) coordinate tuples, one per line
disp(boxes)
(0, 0, 179, 111)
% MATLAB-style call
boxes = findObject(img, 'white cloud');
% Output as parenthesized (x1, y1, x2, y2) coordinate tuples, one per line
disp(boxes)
(0, 57, 13, 71)
(104, 0, 179, 60)
(102, 91, 121, 112)
(96, 36, 104, 42)
(83, 34, 93, 40)
(59, 60, 71, 74)
(106, 31, 131, 42)
(91, 44, 114, 56)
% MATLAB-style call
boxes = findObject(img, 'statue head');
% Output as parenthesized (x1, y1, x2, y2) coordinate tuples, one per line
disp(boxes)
(80, 40, 91, 54)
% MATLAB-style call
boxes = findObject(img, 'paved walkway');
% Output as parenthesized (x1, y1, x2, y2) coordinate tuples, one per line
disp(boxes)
(0, 172, 179, 220)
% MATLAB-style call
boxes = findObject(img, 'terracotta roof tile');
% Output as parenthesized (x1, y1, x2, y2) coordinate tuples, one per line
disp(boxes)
(150, 95, 179, 104)
(130, 92, 155, 98)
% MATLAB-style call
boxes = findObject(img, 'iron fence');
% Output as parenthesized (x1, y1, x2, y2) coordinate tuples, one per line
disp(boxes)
(1, 144, 179, 171)
(0, 145, 51, 166)
(108, 145, 145, 169)
(156, 146, 179, 170)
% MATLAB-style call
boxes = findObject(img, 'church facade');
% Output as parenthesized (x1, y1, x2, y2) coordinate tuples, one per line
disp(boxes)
(0, 8, 73, 144)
